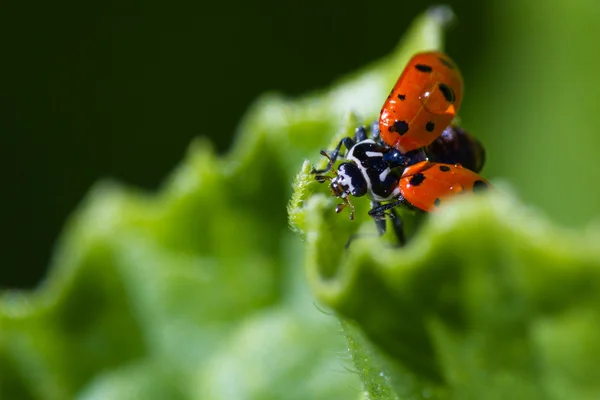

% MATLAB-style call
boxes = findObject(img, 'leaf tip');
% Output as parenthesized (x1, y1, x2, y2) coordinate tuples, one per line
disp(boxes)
(426, 4, 456, 28)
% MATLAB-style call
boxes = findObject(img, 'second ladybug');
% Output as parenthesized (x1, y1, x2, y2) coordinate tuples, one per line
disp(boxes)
(379, 51, 464, 153)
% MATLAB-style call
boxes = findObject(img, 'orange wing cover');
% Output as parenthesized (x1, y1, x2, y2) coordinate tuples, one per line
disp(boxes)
(399, 161, 490, 212)
(379, 51, 464, 152)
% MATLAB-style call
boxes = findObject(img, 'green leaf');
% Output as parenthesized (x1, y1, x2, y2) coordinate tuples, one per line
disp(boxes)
(302, 187, 600, 399)
(0, 5, 453, 400)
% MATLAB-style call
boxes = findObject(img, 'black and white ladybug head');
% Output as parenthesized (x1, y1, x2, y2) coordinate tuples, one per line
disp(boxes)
(330, 162, 368, 199)
(323, 162, 367, 220)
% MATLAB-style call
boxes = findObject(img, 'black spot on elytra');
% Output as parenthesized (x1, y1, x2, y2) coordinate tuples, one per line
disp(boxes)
(415, 64, 433, 73)
(389, 120, 409, 135)
(409, 173, 425, 186)
(473, 180, 489, 192)
(425, 121, 435, 132)
(438, 83, 455, 103)
(438, 57, 455, 69)
(434, 198, 441, 206)
(397, 94, 406, 101)
(439, 165, 450, 172)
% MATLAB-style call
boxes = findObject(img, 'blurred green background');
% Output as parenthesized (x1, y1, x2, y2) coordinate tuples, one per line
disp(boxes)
(2, 0, 600, 289)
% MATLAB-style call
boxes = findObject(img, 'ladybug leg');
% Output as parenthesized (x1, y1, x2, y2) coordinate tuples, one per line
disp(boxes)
(368, 199, 407, 246)
(311, 137, 356, 174)
(355, 125, 368, 141)
(344, 199, 406, 249)
(344, 199, 387, 250)
(370, 119, 381, 142)
(388, 208, 406, 246)
(312, 123, 380, 174)
(371, 200, 387, 236)
(368, 197, 406, 220)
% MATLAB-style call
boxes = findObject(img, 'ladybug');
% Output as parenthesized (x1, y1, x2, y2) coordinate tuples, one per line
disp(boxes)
(312, 126, 490, 245)
(379, 51, 464, 153)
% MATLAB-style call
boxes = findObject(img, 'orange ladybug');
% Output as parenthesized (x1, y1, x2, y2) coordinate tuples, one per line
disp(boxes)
(379, 51, 464, 153)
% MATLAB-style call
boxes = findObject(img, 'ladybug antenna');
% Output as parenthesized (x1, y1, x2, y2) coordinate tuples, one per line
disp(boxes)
(314, 174, 332, 183)
(312, 150, 338, 182)
(312, 150, 337, 173)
